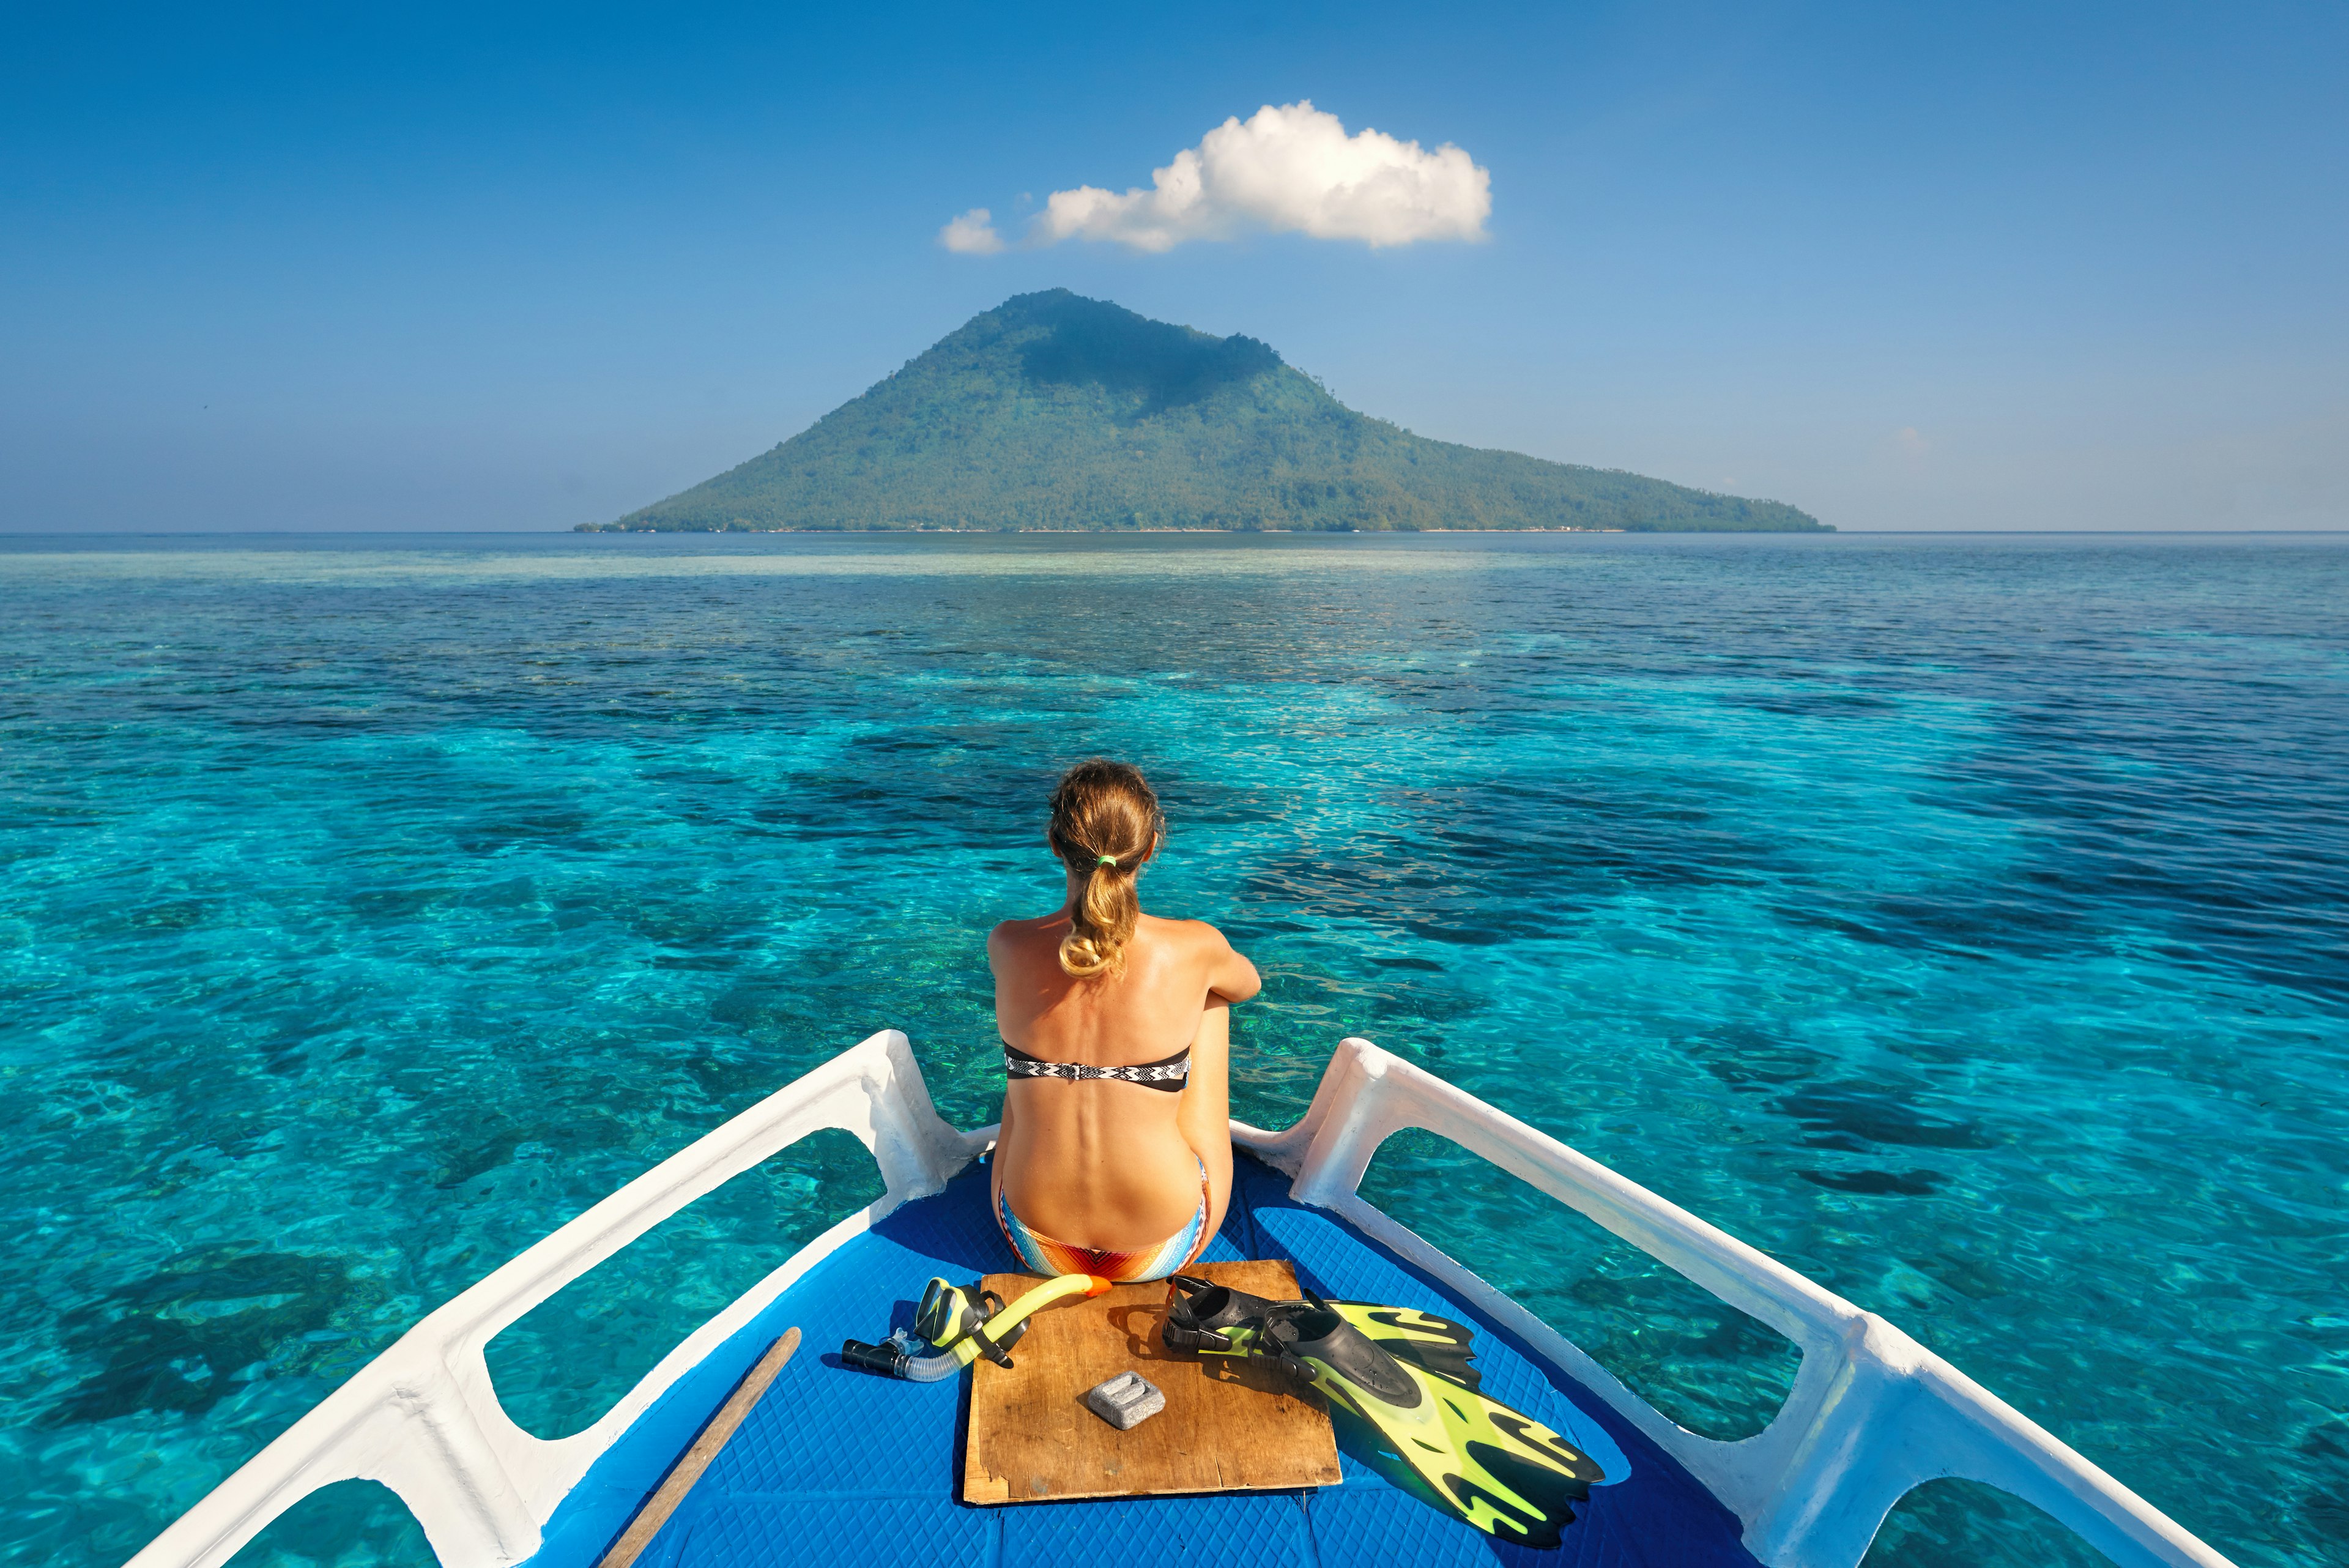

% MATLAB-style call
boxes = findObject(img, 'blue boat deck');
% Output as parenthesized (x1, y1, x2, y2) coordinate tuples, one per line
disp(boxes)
(521, 1153, 1761, 1568)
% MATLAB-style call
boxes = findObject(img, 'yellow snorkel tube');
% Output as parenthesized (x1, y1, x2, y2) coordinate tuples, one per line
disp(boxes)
(841, 1273, 1110, 1381)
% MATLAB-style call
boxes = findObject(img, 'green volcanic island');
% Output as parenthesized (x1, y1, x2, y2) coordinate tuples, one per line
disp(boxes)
(588, 291, 1825, 533)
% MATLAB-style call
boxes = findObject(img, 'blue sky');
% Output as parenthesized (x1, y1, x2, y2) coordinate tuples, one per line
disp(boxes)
(2, 1, 2343, 532)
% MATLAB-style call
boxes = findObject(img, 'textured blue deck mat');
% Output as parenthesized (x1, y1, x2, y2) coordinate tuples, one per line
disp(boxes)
(521, 1153, 1758, 1568)
(1004, 1492, 1315, 1568)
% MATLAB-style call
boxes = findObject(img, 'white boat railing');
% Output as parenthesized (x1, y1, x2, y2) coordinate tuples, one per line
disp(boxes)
(1236, 1038, 2235, 1568)
(125, 1030, 982, 1568)
(127, 1031, 2235, 1568)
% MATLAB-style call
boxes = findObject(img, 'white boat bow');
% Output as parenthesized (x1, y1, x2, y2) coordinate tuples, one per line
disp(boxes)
(127, 1032, 2234, 1568)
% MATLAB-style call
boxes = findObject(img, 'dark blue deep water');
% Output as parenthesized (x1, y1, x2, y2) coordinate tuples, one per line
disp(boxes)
(2, 532, 2343, 1567)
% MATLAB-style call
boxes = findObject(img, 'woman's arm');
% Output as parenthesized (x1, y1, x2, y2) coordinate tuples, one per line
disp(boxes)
(986, 920, 1014, 1211)
(989, 1072, 1017, 1213)
(1205, 926, 1261, 1006)
(1178, 1002, 1234, 1246)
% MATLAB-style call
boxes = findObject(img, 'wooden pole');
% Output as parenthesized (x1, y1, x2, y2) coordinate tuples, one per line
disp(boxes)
(595, 1327, 801, 1568)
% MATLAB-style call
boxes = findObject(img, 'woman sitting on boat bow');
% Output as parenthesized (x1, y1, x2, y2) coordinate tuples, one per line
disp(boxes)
(989, 760, 1260, 1282)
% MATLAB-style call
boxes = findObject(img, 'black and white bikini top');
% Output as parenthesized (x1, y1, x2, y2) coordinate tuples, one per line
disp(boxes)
(1002, 1042, 1191, 1092)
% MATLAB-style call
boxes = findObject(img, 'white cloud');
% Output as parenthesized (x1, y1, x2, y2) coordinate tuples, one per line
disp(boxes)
(938, 208, 1005, 255)
(963, 102, 1489, 254)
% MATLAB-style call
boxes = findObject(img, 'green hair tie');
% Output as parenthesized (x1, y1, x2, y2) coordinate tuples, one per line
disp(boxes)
(1097, 854, 1118, 868)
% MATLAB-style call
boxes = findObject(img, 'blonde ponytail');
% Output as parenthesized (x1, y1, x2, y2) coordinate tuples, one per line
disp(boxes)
(1047, 760, 1164, 979)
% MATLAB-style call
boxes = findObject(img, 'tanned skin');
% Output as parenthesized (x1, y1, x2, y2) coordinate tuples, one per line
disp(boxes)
(989, 838, 1261, 1250)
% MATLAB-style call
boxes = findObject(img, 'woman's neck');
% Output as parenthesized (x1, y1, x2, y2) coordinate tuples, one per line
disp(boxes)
(1062, 866, 1141, 918)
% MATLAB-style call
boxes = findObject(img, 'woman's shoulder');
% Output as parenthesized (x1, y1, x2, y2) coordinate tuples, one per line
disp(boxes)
(1138, 913, 1260, 1002)
(1135, 912, 1237, 953)
(989, 912, 1064, 943)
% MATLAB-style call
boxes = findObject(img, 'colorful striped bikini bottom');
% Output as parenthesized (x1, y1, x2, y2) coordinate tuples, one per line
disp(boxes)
(995, 1156, 1211, 1283)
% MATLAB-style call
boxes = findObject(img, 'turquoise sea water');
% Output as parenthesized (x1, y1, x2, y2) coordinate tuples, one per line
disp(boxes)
(2, 532, 2343, 1568)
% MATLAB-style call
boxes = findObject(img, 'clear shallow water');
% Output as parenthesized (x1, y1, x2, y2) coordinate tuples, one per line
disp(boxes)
(2, 531, 2343, 1567)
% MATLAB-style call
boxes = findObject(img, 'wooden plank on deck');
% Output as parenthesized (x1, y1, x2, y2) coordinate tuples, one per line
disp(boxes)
(962, 1260, 1341, 1506)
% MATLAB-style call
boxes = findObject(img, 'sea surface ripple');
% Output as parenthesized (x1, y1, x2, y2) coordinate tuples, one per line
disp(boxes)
(1, 531, 2343, 1567)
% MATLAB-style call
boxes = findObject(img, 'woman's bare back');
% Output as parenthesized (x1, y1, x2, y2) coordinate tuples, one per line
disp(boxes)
(990, 907, 1258, 1248)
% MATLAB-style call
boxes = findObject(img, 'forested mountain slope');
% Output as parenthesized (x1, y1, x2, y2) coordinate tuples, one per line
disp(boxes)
(595, 290, 1825, 533)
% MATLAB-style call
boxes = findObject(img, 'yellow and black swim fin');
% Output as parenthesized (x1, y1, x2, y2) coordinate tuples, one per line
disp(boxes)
(1327, 1300, 1483, 1392)
(1162, 1275, 1605, 1547)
